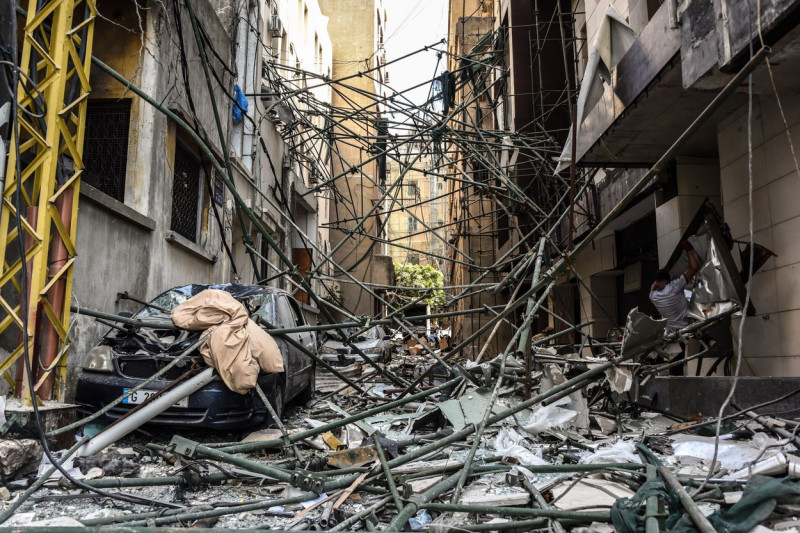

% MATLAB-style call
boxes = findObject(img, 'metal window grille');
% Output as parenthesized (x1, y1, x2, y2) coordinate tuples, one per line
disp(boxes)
(213, 171, 225, 205)
(82, 100, 131, 202)
(170, 143, 201, 242)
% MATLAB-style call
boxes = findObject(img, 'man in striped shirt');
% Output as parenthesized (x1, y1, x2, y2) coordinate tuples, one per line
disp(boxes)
(649, 243, 699, 375)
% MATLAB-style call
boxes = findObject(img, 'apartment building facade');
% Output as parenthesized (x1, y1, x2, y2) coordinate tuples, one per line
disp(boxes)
(318, 0, 394, 318)
(567, 0, 800, 376)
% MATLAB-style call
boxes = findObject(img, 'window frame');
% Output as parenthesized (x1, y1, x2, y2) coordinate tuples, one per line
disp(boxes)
(170, 137, 206, 243)
(82, 99, 132, 202)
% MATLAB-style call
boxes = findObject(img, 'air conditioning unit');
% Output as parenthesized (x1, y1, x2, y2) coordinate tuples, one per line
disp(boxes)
(269, 15, 282, 37)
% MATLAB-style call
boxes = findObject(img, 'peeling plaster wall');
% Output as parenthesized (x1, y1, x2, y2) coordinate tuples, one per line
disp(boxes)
(67, 0, 233, 401)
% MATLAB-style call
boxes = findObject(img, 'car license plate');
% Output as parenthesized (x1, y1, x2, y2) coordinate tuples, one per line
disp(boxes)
(123, 389, 189, 408)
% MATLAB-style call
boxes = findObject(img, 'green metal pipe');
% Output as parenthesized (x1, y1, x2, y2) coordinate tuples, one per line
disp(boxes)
(254, 383, 304, 461)
(387, 471, 463, 530)
(374, 437, 404, 513)
(69, 304, 176, 329)
(460, 518, 550, 531)
(172, 437, 301, 486)
(183, 0, 260, 277)
(69, 472, 229, 489)
(659, 466, 716, 533)
(422, 504, 610, 521)
(522, 477, 566, 533)
(329, 496, 392, 531)
(81, 504, 215, 527)
(516, 237, 547, 353)
(644, 464, 661, 533)
(118, 493, 318, 528)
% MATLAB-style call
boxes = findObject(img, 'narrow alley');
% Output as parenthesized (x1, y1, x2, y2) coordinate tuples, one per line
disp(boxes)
(1, 0, 800, 531)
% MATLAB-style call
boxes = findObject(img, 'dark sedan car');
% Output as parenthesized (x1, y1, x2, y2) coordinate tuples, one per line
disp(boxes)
(75, 284, 316, 430)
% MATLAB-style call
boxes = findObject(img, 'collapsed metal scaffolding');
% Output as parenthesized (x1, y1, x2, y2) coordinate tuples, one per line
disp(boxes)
(0, 1, 789, 531)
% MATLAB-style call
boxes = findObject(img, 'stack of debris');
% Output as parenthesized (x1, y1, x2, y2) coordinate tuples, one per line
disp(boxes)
(2, 309, 800, 532)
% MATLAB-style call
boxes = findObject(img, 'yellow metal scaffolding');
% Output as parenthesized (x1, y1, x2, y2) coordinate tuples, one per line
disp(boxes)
(0, 0, 96, 403)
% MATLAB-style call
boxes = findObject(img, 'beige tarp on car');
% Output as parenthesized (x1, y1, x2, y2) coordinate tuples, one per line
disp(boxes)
(171, 289, 284, 394)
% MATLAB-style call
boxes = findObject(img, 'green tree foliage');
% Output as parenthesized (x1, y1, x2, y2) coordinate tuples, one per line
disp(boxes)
(393, 262, 446, 310)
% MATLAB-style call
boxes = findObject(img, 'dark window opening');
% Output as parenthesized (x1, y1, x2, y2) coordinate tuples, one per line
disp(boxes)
(171, 143, 202, 242)
(260, 235, 271, 281)
(83, 100, 131, 202)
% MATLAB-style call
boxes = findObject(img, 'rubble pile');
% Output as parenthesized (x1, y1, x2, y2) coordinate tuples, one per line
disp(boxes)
(2, 310, 800, 532)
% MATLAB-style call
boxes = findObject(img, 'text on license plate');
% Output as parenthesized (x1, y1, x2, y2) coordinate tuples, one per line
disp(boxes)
(123, 389, 189, 408)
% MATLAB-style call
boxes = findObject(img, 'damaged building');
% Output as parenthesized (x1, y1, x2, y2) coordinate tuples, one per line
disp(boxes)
(1, 0, 800, 531)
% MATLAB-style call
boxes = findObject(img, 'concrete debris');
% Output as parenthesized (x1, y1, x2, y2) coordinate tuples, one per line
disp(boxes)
(241, 428, 286, 443)
(0, 438, 42, 479)
(459, 474, 530, 506)
(550, 479, 635, 510)
(0, 300, 791, 532)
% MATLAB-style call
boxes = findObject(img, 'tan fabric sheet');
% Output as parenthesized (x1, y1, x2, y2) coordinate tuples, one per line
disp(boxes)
(171, 289, 284, 394)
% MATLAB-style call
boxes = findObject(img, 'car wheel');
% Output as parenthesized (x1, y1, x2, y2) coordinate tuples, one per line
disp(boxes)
(297, 365, 316, 404)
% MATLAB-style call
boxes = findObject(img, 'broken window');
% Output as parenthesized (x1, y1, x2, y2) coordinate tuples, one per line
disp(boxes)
(170, 142, 203, 242)
(82, 100, 131, 202)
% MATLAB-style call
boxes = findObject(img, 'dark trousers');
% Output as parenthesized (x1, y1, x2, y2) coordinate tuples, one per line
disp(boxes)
(669, 346, 685, 376)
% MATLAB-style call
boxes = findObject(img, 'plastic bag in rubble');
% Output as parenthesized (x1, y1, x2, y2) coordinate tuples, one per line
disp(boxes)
(580, 440, 642, 464)
(409, 509, 432, 530)
(520, 397, 578, 436)
(671, 433, 787, 471)
(493, 427, 549, 465)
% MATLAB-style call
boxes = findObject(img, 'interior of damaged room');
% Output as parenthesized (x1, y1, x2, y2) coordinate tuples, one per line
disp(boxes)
(2, 0, 800, 531)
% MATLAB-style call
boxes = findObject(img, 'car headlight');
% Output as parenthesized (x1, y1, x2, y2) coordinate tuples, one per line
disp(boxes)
(319, 345, 338, 354)
(82, 346, 114, 373)
(361, 347, 382, 354)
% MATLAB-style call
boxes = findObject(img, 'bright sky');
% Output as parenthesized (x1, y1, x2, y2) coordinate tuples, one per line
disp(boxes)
(383, 0, 449, 108)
